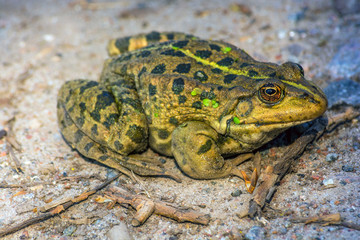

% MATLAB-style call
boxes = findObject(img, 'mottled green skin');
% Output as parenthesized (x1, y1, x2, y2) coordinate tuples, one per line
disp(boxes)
(57, 31, 327, 180)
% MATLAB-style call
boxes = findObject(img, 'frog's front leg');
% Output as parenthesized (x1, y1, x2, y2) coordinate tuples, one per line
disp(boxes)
(171, 121, 252, 179)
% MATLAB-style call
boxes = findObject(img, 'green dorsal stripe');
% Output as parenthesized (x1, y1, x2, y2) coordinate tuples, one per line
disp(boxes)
(173, 46, 270, 79)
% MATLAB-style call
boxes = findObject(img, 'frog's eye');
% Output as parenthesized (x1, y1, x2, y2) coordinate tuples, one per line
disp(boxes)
(259, 83, 283, 103)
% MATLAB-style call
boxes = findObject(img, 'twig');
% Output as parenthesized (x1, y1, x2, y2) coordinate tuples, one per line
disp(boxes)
(326, 107, 360, 132)
(7, 144, 23, 173)
(290, 213, 360, 231)
(106, 186, 210, 226)
(0, 173, 121, 238)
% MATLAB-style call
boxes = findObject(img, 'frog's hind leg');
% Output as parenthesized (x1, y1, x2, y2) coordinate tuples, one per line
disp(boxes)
(57, 80, 181, 181)
(107, 31, 198, 56)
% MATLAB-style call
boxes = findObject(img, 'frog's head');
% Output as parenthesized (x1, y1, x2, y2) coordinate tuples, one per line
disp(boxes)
(213, 62, 328, 147)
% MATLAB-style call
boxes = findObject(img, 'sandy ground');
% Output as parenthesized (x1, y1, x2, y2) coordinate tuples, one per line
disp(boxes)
(0, 0, 359, 239)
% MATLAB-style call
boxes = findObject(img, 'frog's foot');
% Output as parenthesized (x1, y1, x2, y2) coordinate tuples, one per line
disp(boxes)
(172, 121, 241, 179)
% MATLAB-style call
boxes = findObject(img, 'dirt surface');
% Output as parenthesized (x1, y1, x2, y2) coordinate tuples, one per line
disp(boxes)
(0, 0, 359, 239)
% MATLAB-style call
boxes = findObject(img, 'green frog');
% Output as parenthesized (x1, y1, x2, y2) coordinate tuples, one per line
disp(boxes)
(57, 31, 327, 184)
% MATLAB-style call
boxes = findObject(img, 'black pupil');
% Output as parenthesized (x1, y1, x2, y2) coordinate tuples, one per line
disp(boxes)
(265, 88, 276, 95)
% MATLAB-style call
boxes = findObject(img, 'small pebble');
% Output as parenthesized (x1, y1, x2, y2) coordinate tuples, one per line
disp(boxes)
(107, 222, 132, 240)
(43, 34, 55, 42)
(340, 180, 347, 185)
(231, 189, 242, 197)
(245, 226, 266, 240)
(323, 178, 334, 186)
(342, 165, 354, 172)
(325, 153, 338, 162)
(106, 169, 119, 179)
(278, 227, 287, 235)
(63, 225, 77, 236)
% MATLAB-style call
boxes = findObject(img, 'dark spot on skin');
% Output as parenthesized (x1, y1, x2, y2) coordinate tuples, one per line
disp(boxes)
(91, 124, 98, 136)
(151, 63, 166, 74)
(99, 155, 109, 161)
(217, 86, 223, 91)
(99, 146, 108, 154)
(209, 44, 221, 51)
(224, 74, 237, 84)
(172, 78, 185, 94)
(169, 117, 178, 125)
(195, 50, 212, 59)
(90, 110, 101, 122)
(102, 113, 118, 130)
(248, 70, 258, 77)
(211, 68, 222, 74)
(173, 63, 191, 74)
(197, 139, 212, 154)
(269, 72, 276, 78)
(278, 75, 285, 80)
(192, 101, 202, 109)
(122, 98, 144, 112)
(200, 91, 216, 100)
(141, 162, 147, 167)
(95, 91, 115, 110)
(217, 57, 234, 66)
(84, 142, 94, 152)
(149, 84, 157, 96)
(138, 66, 147, 78)
(167, 33, 174, 40)
(240, 62, 251, 68)
(158, 129, 170, 139)
(68, 105, 74, 113)
(114, 140, 123, 151)
(115, 36, 130, 53)
(76, 117, 84, 128)
(140, 50, 151, 58)
(80, 81, 99, 94)
(194, 71, 208, 82)
(120, 54, 132, 62)
(126, 125, 146, 144)
(146, 31, 161, 41)
(79, 102, 86, 112)
(172, 40, 189, 48)
(161, 49, 186, 57)
(178, 95, 187, 104)
(74, 130, 84, 143)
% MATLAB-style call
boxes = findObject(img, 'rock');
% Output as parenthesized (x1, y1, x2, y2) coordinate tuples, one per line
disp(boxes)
(63, 225, 77, 236)
(326, 38, 360, 80)
(323, 178, 334, 186)
(333, 0, 360, 15)
(326, 153, 338, 162)
(245, 226, 266, 240)
(231, 189, 242, 197)
(342, 165, 354, 172)
(107, 222, 132, 240)
(324, 79, 360, 108)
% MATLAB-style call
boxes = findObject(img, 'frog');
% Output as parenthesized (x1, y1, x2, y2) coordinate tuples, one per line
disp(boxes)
(57, 31, 327, 187)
